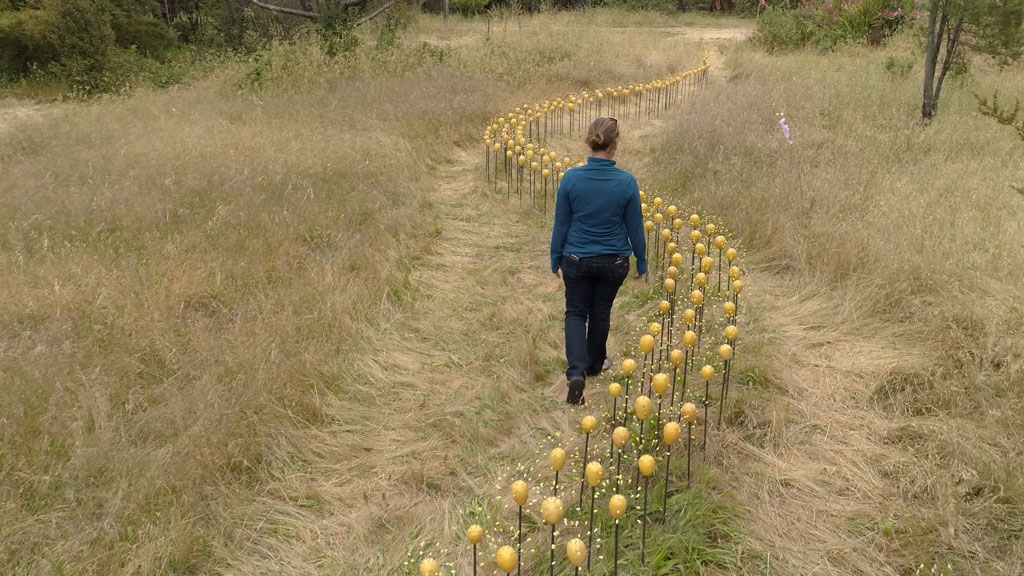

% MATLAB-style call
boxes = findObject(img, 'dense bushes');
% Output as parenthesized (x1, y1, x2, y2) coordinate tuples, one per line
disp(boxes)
(451, 0, 489, 16)
(0, 0, 181, 92)
(112, 15, 179, 60)
(0, 9, 57, 78)
(754, 0, 920, 52)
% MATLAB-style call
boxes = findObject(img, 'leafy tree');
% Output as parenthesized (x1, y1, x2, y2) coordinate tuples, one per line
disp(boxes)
(921, 0, 1024, 118)
(47, 0, 120, 92)
(977, 92, 1024, 194)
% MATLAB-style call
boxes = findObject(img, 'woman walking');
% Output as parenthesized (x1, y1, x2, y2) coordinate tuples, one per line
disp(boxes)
(551, 117, 647, 405)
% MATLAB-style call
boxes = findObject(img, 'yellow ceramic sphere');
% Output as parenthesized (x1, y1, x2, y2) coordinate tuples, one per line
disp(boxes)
(652, 373, 670, 396)
(673, 218, 684, 230)
(541, 496, 564, 525)
(724, 301, 736, 318)
(689, 230, 702, 245)
(701, 364, 715, 382)
(566, 539, 587, 568)
(550, 448, 566, 472)
(667, 266, 680, 280)
(420, 558, 440, 576)
(695, 243, 707, 257)
(609, 382, 622, 398)
(667, 205, 678, 218)
(681, 402, 698, 423)
(671, 252, 684, 267)
(496, 545, 518, 573)
(666, 242, 678, 255)
(622, 358, 638, 376)
(660, 229, 672, 242)
(638, 455, 656, 477)
(635, 395, 653, 420)
(695, 273, 708, 288)
(733, 279, 745, 294)
(468, 524, 484, 544)
(715, 235, 727, 250)
(664, 278, 676, 293)
(586, 461, 604, 487)
(542, 168, 551, 179)
(706, 223, 716, 236)
(649, 322, 663, 337)
(644, 221, 655, 232)
(724, 325, 739, 341)
(609, 494, 628, 519)
(653, 197, 663, 209)
(691, 290, 704, 307)
(719, 344, 734, 361)
(683, 309, 696, 325)
(511, 480, 529, 506)
(654, 213, 664, 224)
(659, 300, 671, 315)
(613, 426, 631, 449)
(701, 257, 714, 273)
(726, 248, 738, 262)
(729, 265, 742, 281)
(683, 330, 698, 349)
(640, 334, 656, 355)
(670, 349, 685, 366)
(689, 214, 701, 227)
(663, 421, 682, 445)
(582, 415, 599, 434)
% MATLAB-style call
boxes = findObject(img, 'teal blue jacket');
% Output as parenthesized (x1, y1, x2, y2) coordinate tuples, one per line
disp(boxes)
(550, 157, 647, 275)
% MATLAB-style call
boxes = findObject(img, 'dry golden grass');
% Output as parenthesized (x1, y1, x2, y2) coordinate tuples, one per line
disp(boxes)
(9, 9, 1017, 574)
(640, 34, 1024, 575)
(0, 10, 734, 575)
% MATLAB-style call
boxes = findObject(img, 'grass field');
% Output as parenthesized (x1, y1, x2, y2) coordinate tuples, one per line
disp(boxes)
(1, 8, 1022, 576)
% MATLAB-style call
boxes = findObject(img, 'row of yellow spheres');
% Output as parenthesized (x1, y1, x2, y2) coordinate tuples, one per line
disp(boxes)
(638, 201, 742, 271)
(418, 410, 698, 576)
(484, 65, 710, 133)
(423, 61, 721, 576)
(480, 56, 712, 149)
(484, 134, 578, 183)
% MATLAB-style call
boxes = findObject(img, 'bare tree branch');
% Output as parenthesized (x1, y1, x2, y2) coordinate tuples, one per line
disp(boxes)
(353, 0, 399, 26)
(250, 0, 318, 18)
(250, 0, 375, 19)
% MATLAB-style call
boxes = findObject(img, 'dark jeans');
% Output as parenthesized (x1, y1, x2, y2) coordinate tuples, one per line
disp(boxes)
(561, 253, 630, 382)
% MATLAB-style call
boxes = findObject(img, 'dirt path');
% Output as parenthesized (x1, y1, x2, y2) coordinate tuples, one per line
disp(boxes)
(670, 26, 752, 42)
(0, 101, 49, 135)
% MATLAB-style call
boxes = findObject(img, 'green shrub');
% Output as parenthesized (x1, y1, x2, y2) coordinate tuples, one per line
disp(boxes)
(450, 0, 488, 15)
(755, 0, 921, 52)
(47, 0, 131, 94)
(884, 54, 914, 79)
(753, 7, 815, 52)
(607, 0, 677, 13)
(0, 9, 58, 79)
(112, 15, 178, 61)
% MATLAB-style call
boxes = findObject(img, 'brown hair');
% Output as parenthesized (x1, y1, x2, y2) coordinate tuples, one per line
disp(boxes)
(586, 117, 619, 152)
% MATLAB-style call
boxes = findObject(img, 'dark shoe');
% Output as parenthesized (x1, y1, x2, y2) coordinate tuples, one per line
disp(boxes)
(567, 378, 586, 405)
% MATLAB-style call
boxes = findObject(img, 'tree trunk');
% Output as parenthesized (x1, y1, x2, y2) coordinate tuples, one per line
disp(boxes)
(932, 16, 964, 115)
(921, 1, 947, 119)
